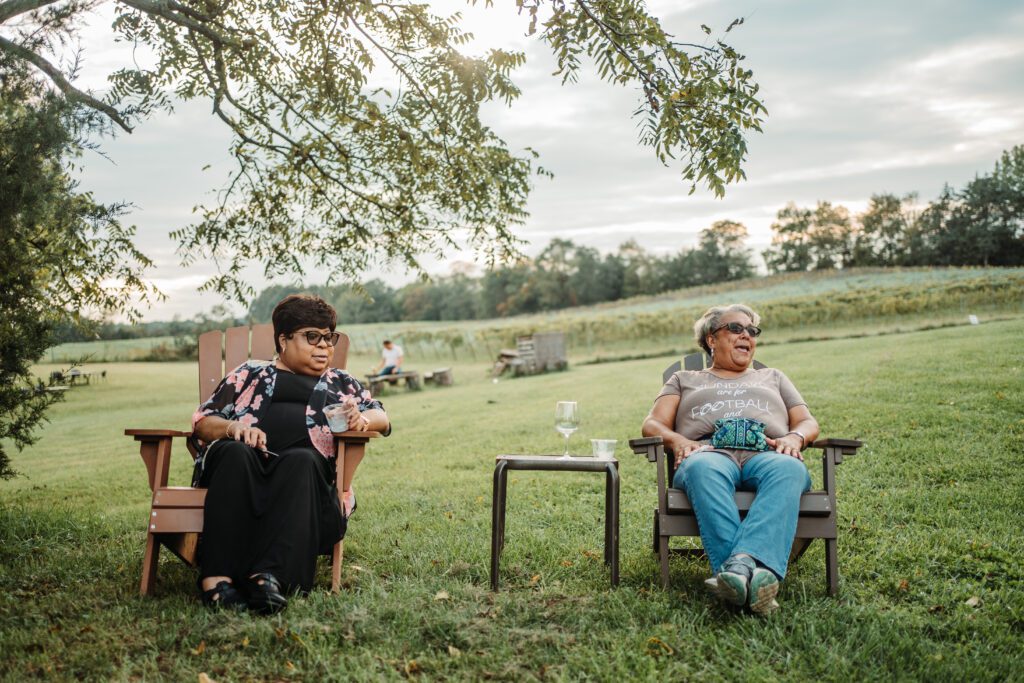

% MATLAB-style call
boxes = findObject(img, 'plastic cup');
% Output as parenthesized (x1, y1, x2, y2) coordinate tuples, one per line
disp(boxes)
(324, 403, 349, 432)
(591, 439, 617, 460)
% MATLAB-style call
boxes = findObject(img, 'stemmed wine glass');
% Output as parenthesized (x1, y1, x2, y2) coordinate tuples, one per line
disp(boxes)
(554, 401, 580, 458)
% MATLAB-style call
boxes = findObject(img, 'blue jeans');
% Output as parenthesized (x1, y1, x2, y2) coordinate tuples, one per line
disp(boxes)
(672, 450, 811, 578)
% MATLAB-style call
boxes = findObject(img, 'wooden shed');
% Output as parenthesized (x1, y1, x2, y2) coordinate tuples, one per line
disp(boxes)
(513, 332, 568, 376)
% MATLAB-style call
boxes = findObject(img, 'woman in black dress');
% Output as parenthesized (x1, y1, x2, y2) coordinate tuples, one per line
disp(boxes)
(191, 294, 390, 613)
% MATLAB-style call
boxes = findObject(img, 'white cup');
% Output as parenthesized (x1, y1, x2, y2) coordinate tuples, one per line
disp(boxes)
(591, 439, 617, 460)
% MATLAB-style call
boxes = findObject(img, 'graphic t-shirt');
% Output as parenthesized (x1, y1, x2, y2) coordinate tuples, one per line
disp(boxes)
(656, 367, 807, 464)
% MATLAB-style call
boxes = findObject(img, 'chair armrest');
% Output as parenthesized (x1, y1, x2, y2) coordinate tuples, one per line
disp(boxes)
(808, 437, 864, 466)
(125, 429, 192, 492)
(125, 429, 192, 438)
(629, 436, 663, 452)
(331, 430, 381, 441)
(629, 436, 664, 464)
(808, 437, 862, 450)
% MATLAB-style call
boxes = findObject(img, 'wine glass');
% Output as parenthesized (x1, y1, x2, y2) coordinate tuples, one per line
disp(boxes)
(554, 401, 580, 458)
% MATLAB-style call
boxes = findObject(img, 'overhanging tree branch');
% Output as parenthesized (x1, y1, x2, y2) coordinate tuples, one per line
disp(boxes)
(0, 0, 62, 24)
(118, 0, 251, 48)
(0, 35, 133, 132)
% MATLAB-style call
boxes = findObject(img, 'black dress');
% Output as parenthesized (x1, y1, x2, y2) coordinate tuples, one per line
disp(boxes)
(198, 371, 345, 593)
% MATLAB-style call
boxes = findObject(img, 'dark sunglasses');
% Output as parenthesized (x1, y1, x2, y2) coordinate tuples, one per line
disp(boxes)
(713, 322, 762, 337)
(292, 330, 342, 347)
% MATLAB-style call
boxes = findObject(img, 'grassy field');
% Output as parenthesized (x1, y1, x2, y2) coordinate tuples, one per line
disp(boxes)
(2, 319, 1023, 681)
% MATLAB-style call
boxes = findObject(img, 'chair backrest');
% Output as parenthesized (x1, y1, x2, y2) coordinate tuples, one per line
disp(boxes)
(197, 324, 350, 402)
(662, 352, 767, 384)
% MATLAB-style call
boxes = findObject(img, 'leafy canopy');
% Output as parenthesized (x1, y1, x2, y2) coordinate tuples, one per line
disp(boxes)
(0, 59, 155, 478)
(1, 0, 765, 301)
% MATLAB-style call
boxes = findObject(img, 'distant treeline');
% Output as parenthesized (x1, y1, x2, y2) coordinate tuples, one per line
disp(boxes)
(53, 308, 244, 344)
(248, 220, 757, 323)
(67, 145, 1023, 339)
(246, 145, 1023, 324)
(763, 145, 1024, 272)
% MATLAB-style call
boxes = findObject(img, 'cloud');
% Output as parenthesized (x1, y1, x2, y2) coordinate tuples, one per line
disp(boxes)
(848, 37, 1024, 145)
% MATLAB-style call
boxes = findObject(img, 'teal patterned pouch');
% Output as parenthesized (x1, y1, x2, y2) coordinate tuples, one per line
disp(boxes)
(711, 417, 768, 451)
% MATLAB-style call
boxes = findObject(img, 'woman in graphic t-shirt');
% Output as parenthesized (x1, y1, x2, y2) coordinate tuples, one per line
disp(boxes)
(641, 304, 819, 615)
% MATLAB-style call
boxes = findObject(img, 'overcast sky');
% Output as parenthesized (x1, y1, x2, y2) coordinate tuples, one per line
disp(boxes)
(70, 0, 1024, 321)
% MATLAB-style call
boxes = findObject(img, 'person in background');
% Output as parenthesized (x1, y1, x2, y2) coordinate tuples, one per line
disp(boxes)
(191, 294, 390, 614)
(375, 339, 404, 379)
(641, 303, 819, 615)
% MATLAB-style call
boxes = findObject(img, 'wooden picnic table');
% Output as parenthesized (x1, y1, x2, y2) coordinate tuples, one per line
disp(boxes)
(66, 369, 94, 386)
(366, 370, 421, 395)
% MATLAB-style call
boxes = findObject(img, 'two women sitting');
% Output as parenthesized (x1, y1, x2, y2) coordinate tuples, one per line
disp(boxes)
(189, 298, 818, 617)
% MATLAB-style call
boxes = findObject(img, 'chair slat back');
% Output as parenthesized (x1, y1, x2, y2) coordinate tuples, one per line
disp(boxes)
(198, 331, 225, 404)
(197, 325, 350, 403)
(250, 323, 276, 360)
(224, 326, 250, 372)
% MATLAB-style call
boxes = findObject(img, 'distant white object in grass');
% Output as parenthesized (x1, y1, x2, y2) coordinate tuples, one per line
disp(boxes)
(968, 315, 979, 325)
(492, 378, 499, 384)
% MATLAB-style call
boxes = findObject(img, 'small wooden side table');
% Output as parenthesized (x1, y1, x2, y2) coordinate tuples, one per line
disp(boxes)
(490, 454, 620, 590)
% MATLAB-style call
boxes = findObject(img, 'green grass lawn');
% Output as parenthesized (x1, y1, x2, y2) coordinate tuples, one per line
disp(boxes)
(2, 321, 1023, 681)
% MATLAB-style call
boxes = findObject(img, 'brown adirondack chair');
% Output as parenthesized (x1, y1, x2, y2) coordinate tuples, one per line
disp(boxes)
(628, 352, 863, 595)
(125, 323, 378, 596)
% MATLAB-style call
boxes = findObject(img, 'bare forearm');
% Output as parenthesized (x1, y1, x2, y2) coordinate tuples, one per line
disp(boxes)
(361, 408, 389, 432)
(194, 416, 235, 442)
(789, 418, 819, 445)
(642, 416, 689, 452)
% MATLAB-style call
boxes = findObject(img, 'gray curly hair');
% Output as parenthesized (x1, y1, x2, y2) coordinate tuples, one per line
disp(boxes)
(693, 304, 761, 354)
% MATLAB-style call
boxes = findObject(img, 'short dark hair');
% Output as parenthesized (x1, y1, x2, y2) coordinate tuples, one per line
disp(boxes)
(382, 339, 392, 345)
(272, 294, 337, 352)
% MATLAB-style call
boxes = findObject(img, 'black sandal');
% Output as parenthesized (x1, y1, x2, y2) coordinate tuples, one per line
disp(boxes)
(244, 572, 288, 615)
(199, 579, 247, 610)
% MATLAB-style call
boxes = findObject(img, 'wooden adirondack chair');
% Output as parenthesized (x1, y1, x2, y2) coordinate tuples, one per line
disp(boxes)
(628, 352, 863, 595)
(125, 323, 378, 596)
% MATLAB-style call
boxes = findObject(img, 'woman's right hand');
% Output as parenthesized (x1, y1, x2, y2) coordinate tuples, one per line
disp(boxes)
(227, 421, 267, 450)
(668, 437, 710, 467)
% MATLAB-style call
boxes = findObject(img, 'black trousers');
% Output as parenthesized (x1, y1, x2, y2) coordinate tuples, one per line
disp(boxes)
(198, 440, 345, 593)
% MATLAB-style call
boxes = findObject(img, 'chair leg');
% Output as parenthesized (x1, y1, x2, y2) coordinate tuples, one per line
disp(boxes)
(139, 533, 160, 596)
(331, 539, 344, 593)
(825, 538, 839, 597)
(652, 509, 660, 554)
(789, 537, 812, 563)
(658, 533, 671, 589)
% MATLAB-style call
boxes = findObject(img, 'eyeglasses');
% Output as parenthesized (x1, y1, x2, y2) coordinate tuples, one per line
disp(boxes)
(292, 330, 342, 347)
(713, 322, 762, 337)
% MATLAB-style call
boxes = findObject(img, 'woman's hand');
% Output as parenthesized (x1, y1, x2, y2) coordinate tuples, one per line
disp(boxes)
(766, 434, 803, 461)
(227, 421, 267, 450)
(339, 396, 370, 431)
(669, 437, 711, 467)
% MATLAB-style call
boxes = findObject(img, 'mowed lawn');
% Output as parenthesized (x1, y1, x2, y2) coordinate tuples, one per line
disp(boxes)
(2, 320, 1023, 681)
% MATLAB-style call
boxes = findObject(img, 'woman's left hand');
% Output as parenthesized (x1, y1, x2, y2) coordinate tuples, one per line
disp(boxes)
(339, 396, 370, 431)
(766, 434, 804, 461)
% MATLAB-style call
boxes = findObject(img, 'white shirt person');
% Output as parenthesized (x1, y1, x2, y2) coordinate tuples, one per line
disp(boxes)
(376, 340, 404, 376)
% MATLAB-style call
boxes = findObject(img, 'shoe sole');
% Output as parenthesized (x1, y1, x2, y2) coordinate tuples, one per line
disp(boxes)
(748, 569, 780, 615)
(709, 573, 748, 607)
(249, 592, 288, 615)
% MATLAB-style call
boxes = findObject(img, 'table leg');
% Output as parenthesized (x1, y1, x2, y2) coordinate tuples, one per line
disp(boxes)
(604, 470, 612, 565)
(607, 463, 620, 587)
(490, 460, 509, 591)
